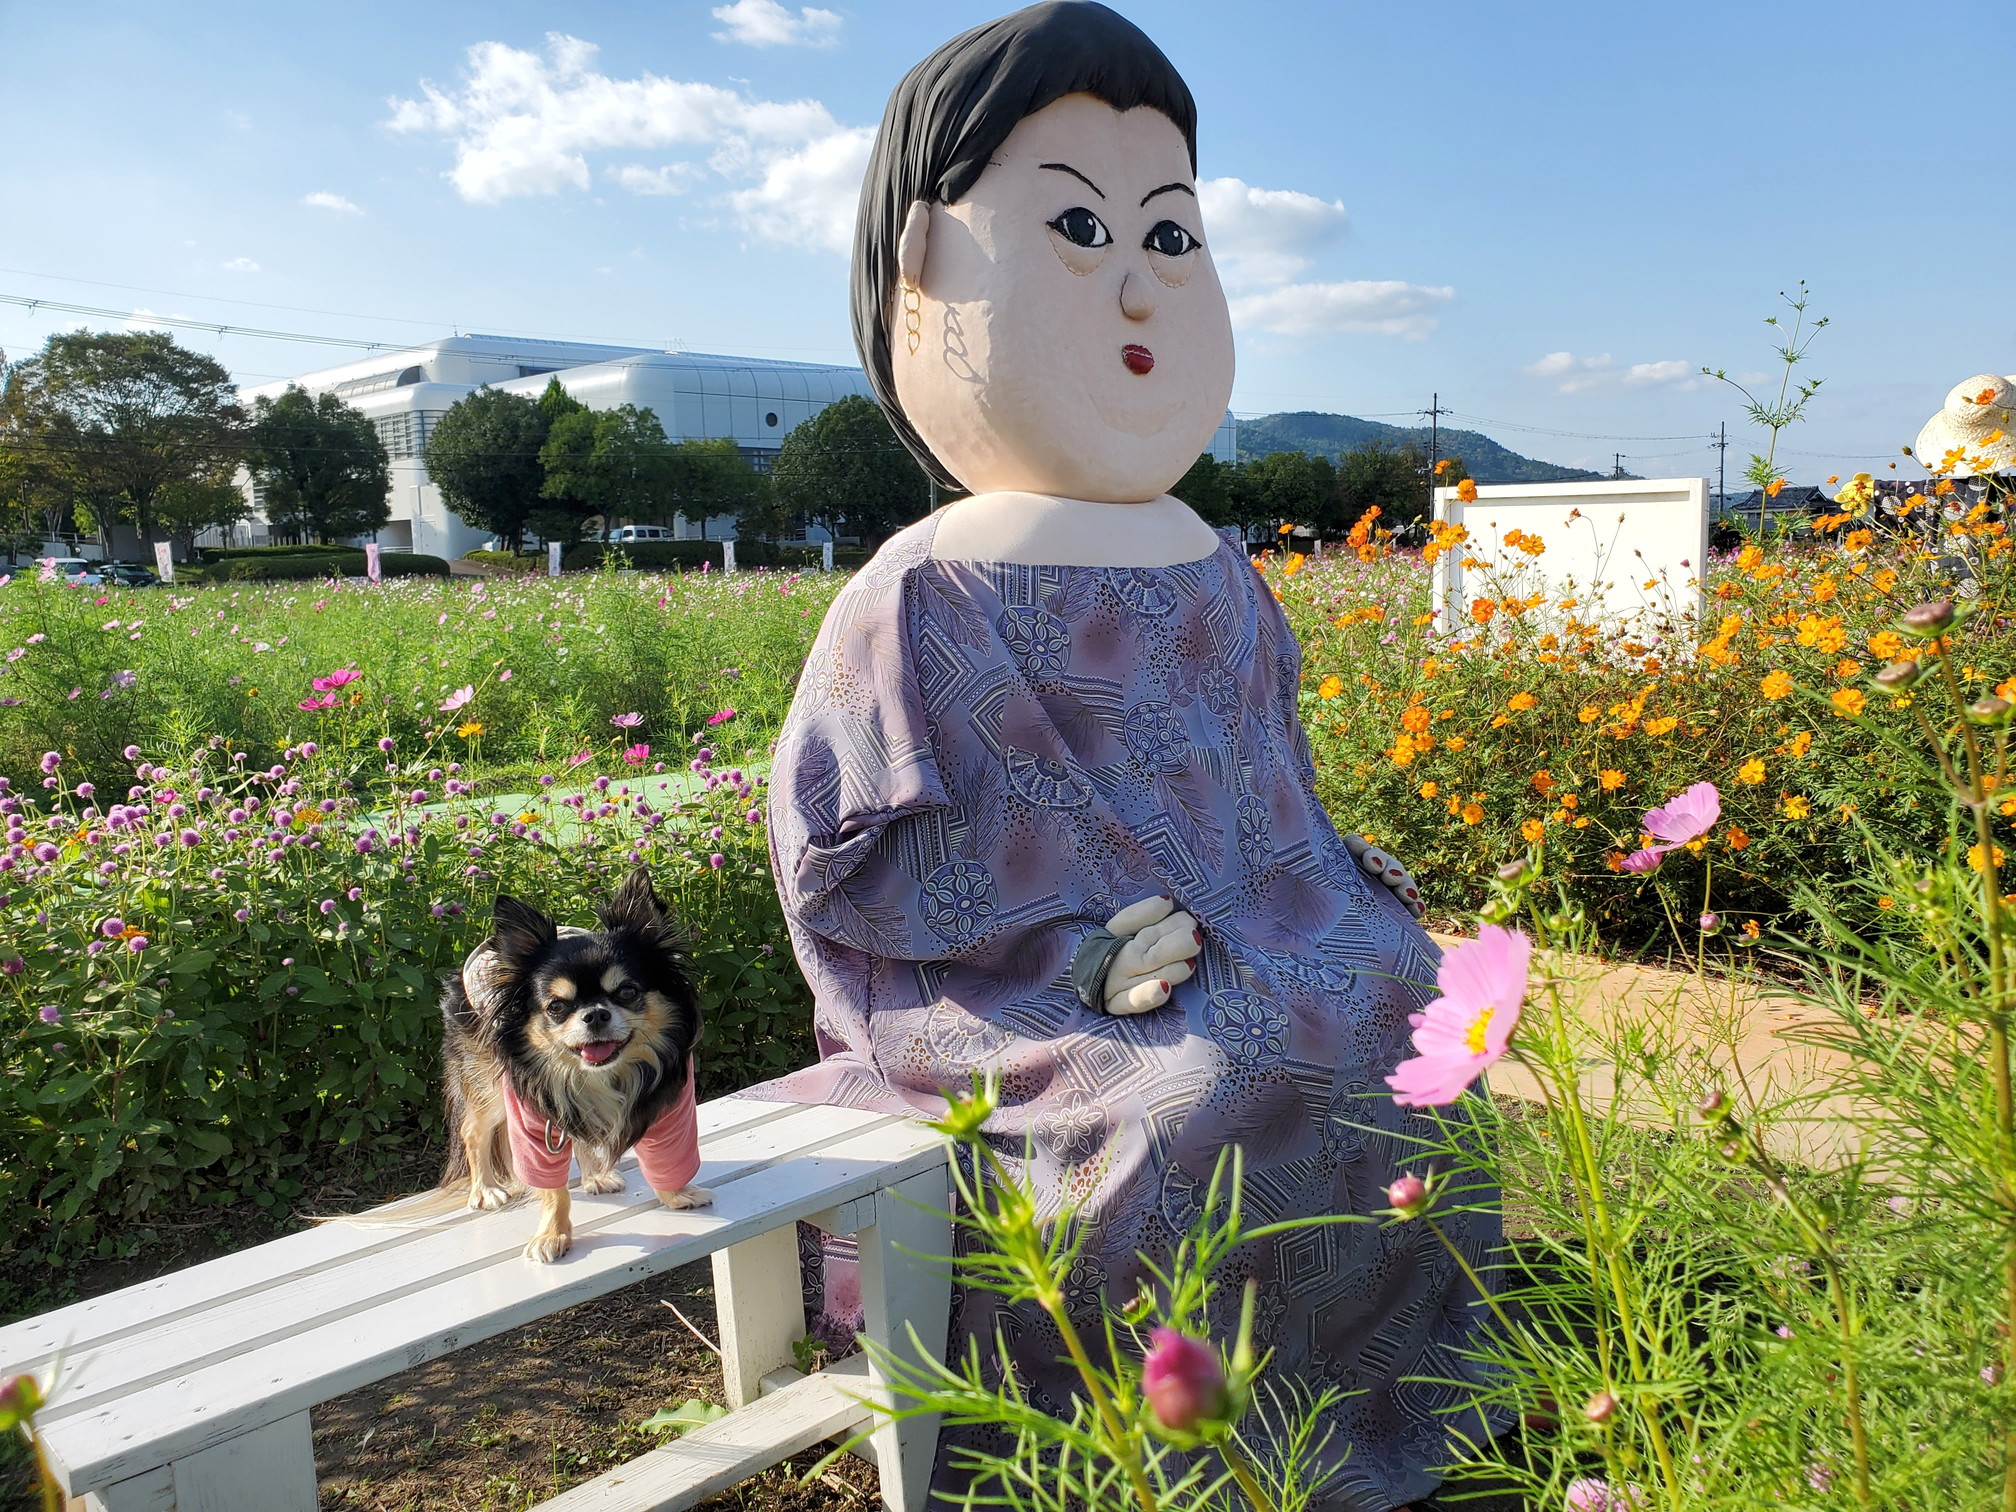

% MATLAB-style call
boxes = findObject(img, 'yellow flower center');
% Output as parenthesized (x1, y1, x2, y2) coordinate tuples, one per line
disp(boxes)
(1464, 1004, 1496, 1057)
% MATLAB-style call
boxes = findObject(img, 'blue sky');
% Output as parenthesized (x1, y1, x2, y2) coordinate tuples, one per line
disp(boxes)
(1, 0, 2007, 482)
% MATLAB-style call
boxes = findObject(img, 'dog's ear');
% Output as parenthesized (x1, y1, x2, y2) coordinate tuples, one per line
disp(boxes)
(600, 867, 666, 935)
(491, 893, 558, 965)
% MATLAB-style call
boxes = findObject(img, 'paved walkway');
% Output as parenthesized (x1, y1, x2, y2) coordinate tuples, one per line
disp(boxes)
(1428, 933, 1869, 1167)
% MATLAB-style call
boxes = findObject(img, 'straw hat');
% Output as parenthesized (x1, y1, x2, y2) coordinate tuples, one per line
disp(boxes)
(1915, 373, 2016, 476)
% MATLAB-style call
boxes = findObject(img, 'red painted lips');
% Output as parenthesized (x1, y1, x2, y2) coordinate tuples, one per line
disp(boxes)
(1122, 344, 1155, 375)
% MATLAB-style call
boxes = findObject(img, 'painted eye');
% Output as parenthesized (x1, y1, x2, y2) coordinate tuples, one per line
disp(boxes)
(1144, 220, 1199, 258)
(1047, 207, 1112, 249)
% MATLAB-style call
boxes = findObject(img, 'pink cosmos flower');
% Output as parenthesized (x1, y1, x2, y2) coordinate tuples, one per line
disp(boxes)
(1621, 847, 1663, 873)
(566, 750, 594, 769)
(707, 707, 737, 726)
(1386, 924, 1530, 1107)
(439, 685, 475, 713)
(622, 743, 650, 766)
(1645, 781, 1719, 847)
(311, 669, 362, 692)
(611, 712, 643, 729)
(297, 693, 339, 712)
(1140, 1329, 1228, 1432)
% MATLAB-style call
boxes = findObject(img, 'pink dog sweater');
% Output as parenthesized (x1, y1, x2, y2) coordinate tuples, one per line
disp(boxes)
(500, 1061, 702, 1193)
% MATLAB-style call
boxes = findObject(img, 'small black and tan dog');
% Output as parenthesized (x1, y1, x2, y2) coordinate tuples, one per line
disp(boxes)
(430, 867, 712, 1262)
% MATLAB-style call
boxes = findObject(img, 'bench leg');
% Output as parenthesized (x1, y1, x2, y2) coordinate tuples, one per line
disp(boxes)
(712, 1225, 808, 1408)
(72, 1412, 317, 1512)
(856, 1168, 952, 1512)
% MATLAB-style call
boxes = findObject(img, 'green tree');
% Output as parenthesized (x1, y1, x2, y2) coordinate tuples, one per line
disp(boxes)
(157, 470, 254, 556)
(770, 396, 929, 549)
(668, 438, 765, 539)
(1172, 453, 1235, 531)
(1337, 442, 1435, 529)
(424, 387, 549, 549)
(538, 400, 659, 546)
(4, 331, 244, 547)
(245, 385, 391, 544)
(1238, 449, 1338, 538)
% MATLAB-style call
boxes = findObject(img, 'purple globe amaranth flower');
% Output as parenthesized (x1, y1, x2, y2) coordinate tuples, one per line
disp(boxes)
(1141, 1328, 1229, 1433)
(75, 782, 94, 798)
(126, 935, 148, 953)
(0, 958, 22, 976)
(100, 917, 125, 938)
(123, 744, 142, 761)
(39, 752, 60, 774)
(378, 736, 396, 753)
(180, 829, 200, 847)
(38, 1006, 61, 1025)
(1697, 912, 1721, 933)
(32, 843, 57, 863)
(709, 853, 726, 869)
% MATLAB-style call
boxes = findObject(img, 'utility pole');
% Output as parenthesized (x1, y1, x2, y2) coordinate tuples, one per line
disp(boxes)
(1712, 421, 1728, 511)
(1612, 453, 1626, 479)
(1419, 392, 1447, 516)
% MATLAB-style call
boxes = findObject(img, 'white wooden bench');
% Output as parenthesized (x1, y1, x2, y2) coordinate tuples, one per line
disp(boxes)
(0, 1096, 953, 1512)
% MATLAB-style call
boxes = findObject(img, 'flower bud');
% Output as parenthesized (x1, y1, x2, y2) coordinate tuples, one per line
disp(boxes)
(1900, 600, 1955, 637)
(1583, 1390, 1618, 1425)
(1141, 1328, 1229, 1433)
(1697, 912, 1720, 934)
(0, 1373, 43, 1429)
(1697, 1089, 1729, 1121)
(1872, 659, 1922, 690)
(1970, 697, 2013, 726)
(1385, 1173, 1429, 1218)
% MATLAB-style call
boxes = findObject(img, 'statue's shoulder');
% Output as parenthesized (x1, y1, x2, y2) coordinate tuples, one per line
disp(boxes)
(848, 513, 946, 593)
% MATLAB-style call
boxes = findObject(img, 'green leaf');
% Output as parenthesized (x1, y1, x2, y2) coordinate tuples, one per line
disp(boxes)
(639, 1399, 728, 1437)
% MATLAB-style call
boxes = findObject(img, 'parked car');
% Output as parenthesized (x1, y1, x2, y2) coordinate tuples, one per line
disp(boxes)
(102, 562, 160, 588)
(605, 525, 678, 544)
(43, 558, 106, 586)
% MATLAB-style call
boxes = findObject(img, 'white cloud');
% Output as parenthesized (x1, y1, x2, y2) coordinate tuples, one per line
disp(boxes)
(1198, 176, 1451, 339)
(302, 191, 363, 215)
(1231, 280, 1455, 340)
(220, 257, 261, 273)
(1526, 350, 1697, 395)
(710, 0, 842, 49)
(387, 33, 837, 207)
(726, 126, 873, 254)
(1198, 177, 1348, 289)
(608, 162, 706, 196)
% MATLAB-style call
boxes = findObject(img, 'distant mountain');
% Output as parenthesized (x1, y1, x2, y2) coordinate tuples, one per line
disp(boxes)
(1237, 411, 1617, 484)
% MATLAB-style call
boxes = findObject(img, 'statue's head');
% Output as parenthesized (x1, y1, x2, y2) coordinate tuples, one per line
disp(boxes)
(853, 2, 1234, 504)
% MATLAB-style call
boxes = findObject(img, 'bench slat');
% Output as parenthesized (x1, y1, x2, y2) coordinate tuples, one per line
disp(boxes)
(27, 1103, 887, 1423)
(531, 1359, 874, 1512)
(38, 1118, 948, 1495)
(0, 1095, 801, 1373)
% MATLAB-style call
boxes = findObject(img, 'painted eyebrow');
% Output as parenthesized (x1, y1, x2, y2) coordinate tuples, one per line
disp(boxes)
(1140, 182, 1195, 207)
(1039, 162, 1106, 199)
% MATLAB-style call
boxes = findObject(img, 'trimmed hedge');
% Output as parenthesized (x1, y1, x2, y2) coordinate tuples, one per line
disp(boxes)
(187, 549, 449, 582)
(564, 539, 785, 572)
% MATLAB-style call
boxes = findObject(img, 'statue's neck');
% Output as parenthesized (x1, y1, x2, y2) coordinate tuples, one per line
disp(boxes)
(927, 491, 1221, 567)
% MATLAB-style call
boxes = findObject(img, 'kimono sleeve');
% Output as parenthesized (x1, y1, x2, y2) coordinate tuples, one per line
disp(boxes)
(766, 564, 953, 957)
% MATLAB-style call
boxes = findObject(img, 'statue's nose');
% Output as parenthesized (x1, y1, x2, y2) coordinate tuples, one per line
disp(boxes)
(1120, 270, 1156, 323)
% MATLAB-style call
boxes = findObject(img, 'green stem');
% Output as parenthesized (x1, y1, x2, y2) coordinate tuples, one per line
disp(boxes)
(1218, 1437, 1278, 1512)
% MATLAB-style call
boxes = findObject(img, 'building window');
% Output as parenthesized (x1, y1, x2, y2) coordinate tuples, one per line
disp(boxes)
(764, 411, 779, 427)
(373, 410, 448, 460)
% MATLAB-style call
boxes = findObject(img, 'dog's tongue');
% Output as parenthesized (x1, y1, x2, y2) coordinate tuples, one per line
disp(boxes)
(578, 1040, 623, 1067)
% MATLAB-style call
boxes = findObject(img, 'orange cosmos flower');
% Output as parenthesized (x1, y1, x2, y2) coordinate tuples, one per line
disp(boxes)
(1508, 692, 1536, 711)
(1737, 758, 1765, 785)
(1830, 688, 1866, 718)
(1457, 478, 1478, 503)
(1760, 671, 1793, 700)
(1460, 802, 1485, 825)
(1520, 818, 1545, 844)
(1318, 675, 1344, 699)
(1599, 768, 1625, 790)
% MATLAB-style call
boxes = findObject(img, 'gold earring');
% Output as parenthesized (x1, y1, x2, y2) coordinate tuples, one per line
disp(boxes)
(901, 281, 921, 356)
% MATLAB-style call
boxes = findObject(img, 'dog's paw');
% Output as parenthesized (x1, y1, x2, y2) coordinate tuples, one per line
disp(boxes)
(577, 1170, 626, 1196)
(523, 1229, 573, 1264)
(468, 1182, 513, 1211)
(656, 1185, 713, 1211)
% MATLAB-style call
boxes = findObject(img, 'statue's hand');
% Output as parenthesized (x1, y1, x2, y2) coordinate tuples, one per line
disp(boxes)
(1342, 834, 1425, 918)
(1093, 895, 1202, 1016)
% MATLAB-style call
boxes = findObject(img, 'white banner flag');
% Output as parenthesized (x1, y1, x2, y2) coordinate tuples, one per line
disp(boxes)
(364, 542, 381, 582)
(822, 540, 834, 572)
(722, 540, 737, 575)
(548, 541, 562, 577)
(152, 541, 173, 584)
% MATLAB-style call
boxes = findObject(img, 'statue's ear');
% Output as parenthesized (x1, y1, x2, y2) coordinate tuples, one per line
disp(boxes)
(898, 200, 931, 290)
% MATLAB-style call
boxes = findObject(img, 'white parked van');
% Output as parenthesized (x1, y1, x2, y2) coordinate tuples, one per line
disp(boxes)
(605, 525, 677, 544)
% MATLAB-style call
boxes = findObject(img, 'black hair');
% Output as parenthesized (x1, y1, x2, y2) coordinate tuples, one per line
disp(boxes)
(851, 2, 1198, 489)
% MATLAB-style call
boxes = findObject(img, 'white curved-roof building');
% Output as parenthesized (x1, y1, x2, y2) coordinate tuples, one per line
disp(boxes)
(234, 333, 1235, 558)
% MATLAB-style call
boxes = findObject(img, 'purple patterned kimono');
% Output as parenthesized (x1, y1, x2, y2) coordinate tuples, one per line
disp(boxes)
(746, 514, 1499, 1509)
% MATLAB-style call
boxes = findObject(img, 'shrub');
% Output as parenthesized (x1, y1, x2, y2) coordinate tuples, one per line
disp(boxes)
(187, 550, 447, 582)
(562, 539, 784, 572)
(0, 735, 807, 1315)
(459, 550, 542, 570)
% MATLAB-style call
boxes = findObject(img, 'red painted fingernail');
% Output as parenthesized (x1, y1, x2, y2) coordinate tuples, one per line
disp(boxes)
(1159, 981, 1169, 993)
(1193, 928, 1202, 944)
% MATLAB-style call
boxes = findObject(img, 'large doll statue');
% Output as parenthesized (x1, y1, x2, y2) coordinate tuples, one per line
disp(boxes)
(749, 5, 1499, 1507)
